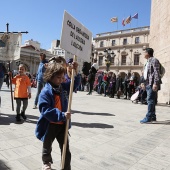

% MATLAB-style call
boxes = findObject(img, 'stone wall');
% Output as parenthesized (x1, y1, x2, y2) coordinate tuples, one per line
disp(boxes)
(150, 0, 170, 103)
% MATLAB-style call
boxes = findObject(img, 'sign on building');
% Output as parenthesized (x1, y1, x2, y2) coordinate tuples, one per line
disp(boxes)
(0, 33, 22, 61)
(60, 11, 92, 62)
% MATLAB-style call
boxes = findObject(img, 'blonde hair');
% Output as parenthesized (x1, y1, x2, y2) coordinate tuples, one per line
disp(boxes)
(43, 62, 65, 82)
(19, 64, 26, 71)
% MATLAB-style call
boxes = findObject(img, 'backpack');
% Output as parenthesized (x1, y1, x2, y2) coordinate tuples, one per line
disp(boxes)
(159, 63, 165, 78)
(150, 58, 165, 79)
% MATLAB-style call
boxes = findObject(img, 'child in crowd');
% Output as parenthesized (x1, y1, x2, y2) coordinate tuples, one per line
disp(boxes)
(11, 64, 31, 121)
(35, 59, 80, 170)
(134, 83, 147, 104)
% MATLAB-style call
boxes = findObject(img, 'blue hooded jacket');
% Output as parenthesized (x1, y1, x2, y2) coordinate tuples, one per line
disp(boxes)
(35, 74, 81, 142)
(0, 63, 6, 78)
(36, 60, 48, 83)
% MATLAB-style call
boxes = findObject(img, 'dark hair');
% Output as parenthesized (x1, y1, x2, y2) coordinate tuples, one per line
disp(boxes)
(48, 56, 66, 65)
(43, 63, 65, 82)
(145, 48, 154, 56)
(40, 53, 46, 58)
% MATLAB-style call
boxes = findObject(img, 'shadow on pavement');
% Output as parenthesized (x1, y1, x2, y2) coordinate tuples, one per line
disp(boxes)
(0, 89, 12, 92)
(0, 113, 38, 125)
(150, 120, 170, 125)
(156, 103, 170, 107)
(71, 110, 115, 116)
(72, 122, 114, 128)
(0, 160, 10, 170)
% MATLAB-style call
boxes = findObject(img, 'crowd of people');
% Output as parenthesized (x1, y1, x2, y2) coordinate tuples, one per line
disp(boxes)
(77, 70, 149, 105)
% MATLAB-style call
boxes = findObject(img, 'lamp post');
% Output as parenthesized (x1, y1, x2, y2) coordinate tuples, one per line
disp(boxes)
(104, 48, 115, 72)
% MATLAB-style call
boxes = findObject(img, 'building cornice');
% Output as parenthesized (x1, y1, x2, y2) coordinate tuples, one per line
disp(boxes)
(94, 26, 150, 40)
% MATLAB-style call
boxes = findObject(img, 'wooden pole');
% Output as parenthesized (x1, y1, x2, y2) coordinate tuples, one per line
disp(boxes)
(61, 55, 77, 169)
(6, 24, 14, 111)
(8, 62, 14, 111)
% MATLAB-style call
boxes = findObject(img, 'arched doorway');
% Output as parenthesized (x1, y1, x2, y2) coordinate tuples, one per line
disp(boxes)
(132, 72, 140, 86)
(119, 72, 126, 79)
(98, 53, 104, 66)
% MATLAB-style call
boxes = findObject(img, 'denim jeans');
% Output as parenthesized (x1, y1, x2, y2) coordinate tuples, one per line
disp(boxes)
(102, 82, 108, 96)
(146, 85, 156, 120)
(34, 82, 44, 106)
(0, 78, 4, 90)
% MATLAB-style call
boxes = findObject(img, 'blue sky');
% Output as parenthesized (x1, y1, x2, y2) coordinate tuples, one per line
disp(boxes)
(0, 0, 151, 49)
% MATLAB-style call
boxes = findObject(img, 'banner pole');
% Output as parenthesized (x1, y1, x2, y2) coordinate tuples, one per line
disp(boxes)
(61, 55, 77, 169)
(8, 61, 14, 111)
(6, 24, 14, 111)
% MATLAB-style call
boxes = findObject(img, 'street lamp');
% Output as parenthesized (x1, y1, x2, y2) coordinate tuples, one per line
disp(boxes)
(104, 48, 115, 72)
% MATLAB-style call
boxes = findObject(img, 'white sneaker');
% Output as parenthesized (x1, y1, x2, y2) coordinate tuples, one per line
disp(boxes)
(42, 163, 51, 170)
(33, 105, 37, 109)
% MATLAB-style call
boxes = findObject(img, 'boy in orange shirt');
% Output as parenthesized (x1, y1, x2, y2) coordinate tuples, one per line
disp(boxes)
(11, 64, 31, 121)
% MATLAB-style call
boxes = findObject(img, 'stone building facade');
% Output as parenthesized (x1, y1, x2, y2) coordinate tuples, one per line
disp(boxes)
(93, 26, 149, 79)
(150, 0, 170, 104)
(10, 44, 54, 75)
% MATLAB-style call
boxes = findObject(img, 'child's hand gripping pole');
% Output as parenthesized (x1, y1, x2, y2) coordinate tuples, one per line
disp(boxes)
(61, 55, 77, 169)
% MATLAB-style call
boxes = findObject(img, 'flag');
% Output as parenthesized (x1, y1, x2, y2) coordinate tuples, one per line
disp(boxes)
(132, 13, 138, 19)
(110, 17, 118, 22)
(122, 18, 125, 26)
(125, 15, 131, 24)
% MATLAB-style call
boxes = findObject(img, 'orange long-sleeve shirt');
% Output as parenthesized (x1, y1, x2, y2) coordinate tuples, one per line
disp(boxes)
(12, 74, 31, 98)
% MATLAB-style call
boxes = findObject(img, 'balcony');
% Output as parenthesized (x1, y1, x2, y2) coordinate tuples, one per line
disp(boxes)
(98, 61, 143, 70)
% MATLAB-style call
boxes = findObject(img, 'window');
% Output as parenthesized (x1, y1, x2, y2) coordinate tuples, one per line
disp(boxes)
(123, 39, 127, 45)
(100, 41, 104, 47)
(121, 55, 126, 65)
(135, 37, 140, 44)
(112, 40, 116, 46)
(111, 57, 114, 64)
(99, 56, 103, 66)
(134, 55, 140, 65)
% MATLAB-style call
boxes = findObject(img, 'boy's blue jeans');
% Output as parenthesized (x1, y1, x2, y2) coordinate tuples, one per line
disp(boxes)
(34, 82, 44, 106)
(146, 85, 156, 120)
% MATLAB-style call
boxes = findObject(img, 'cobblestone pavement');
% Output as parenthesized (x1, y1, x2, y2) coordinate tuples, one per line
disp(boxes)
(0, 83, 170, 170)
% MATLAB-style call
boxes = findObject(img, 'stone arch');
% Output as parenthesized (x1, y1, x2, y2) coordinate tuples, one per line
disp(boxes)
(119, 72, 126, 79)
(132, 72, 140, 85)
(121, 51, 128, 56)
(132, 72, 140, 79)
(21, 61, 30, 72)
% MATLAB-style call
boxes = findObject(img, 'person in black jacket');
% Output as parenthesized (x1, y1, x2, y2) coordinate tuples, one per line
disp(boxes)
(123, 73, 130, 99)
(115, 73, 123, 99)
(108, 73, 116, 98)
(87, 67, 96, 95)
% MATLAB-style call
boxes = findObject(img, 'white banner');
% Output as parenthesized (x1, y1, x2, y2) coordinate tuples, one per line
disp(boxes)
(60, 11, 92, 62)
(0, 33, 22, 61)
